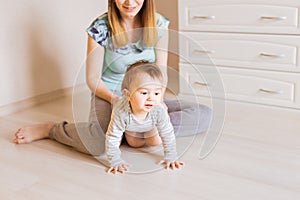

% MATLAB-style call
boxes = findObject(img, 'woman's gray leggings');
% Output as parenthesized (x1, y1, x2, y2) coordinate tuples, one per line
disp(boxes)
(49, 95, 212, 156)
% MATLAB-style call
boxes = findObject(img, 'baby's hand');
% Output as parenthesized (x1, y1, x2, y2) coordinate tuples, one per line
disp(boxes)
(107, 163, 130, 174)
(159, 160, 185, 170)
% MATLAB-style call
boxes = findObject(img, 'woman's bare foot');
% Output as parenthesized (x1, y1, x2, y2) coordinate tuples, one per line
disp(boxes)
(13, 122, 55, 144)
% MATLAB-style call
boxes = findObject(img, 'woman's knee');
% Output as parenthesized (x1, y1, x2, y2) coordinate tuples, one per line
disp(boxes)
(75, 122, 106, 156)
(198, 103, 212, 116)
(196, 104, 213, 132)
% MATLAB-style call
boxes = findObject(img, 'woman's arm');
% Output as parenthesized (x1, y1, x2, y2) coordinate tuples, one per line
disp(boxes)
(155, 30, 169, 87)
(86, 35, 118, 103)
(156, 29, 169, 103)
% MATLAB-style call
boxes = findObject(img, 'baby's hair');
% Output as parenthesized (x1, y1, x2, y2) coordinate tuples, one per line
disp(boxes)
(122, 61, 164, 91)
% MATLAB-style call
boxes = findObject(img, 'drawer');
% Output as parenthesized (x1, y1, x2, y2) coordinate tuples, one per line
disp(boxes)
(179, 0, 300, 34)
(179, 63, 300, 109)
(179, 32, 300, 72)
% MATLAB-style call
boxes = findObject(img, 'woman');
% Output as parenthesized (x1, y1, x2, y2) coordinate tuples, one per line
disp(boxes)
(13, 0, 211, 158)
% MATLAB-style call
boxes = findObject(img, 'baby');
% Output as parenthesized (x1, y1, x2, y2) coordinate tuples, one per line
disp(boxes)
(104, 61, 184, 174)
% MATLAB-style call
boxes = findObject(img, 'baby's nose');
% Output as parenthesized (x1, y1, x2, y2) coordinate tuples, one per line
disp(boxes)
(147, 93, 154, 100)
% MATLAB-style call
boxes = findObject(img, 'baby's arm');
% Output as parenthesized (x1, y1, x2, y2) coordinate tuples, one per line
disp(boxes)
(105, 101, 129, 174)
(156, 106, 185, 170)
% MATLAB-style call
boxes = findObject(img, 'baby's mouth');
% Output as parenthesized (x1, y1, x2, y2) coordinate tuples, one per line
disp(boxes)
(145, 104, 153, 108)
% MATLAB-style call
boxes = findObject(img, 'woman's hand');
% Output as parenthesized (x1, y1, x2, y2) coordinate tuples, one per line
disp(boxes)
(159, 160, 185, 170)
(111, 95, 121, 106)
(107, 163, 130, 174)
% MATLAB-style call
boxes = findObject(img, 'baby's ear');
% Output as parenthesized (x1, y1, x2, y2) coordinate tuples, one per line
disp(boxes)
(123, 89, 131, 100)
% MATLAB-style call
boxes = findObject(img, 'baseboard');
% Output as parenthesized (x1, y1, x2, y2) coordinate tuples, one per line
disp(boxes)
(0, 87, 75, 117)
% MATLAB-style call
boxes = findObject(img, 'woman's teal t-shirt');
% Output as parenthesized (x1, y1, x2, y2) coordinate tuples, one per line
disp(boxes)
(86, 13, 169, 95)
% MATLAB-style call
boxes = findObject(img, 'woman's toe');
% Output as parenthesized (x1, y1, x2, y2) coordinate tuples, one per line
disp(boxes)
(15, 132, 23, 138)
(17, 135, 24, 139)
(17, 137, 28, 144)
(15, 130, 22, 137)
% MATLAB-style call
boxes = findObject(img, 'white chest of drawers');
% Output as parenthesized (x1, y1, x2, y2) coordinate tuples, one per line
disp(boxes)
(178, 0, 300, 109)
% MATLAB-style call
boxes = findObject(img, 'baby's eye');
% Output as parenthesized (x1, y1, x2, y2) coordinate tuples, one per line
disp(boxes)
(141, 92, 147, 95)
(155, 92, 160, 95)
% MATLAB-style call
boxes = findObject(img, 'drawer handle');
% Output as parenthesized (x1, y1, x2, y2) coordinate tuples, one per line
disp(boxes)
(258, 88, 283, 95)
(260, 16, 287, 21)
(194, 82, 210, 87)
(194, 49, 215, 54)
(193, 16, 216, 20)
(259, 53, 285, 58)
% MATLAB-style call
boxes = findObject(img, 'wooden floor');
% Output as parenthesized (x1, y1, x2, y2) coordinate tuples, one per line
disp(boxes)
(1, 92, 300, 200)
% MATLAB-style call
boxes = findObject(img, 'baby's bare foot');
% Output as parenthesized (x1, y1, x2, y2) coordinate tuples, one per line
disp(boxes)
(13, 122, 55, 144)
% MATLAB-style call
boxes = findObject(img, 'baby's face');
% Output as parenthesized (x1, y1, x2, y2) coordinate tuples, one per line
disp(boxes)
(127, 75, 163, 115)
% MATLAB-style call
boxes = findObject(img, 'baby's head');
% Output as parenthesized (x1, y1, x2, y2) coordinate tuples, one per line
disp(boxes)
(122, 61, 164, 93)
(122, 61, 165, 110)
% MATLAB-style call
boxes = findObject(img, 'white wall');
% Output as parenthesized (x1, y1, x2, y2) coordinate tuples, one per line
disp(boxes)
(0, 0, 107, 107)
(156, 0, 179, 93)
(0, 0, 178, 107)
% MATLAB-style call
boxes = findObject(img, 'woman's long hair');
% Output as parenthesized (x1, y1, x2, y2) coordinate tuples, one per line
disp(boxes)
(108, 0, 158, 47)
